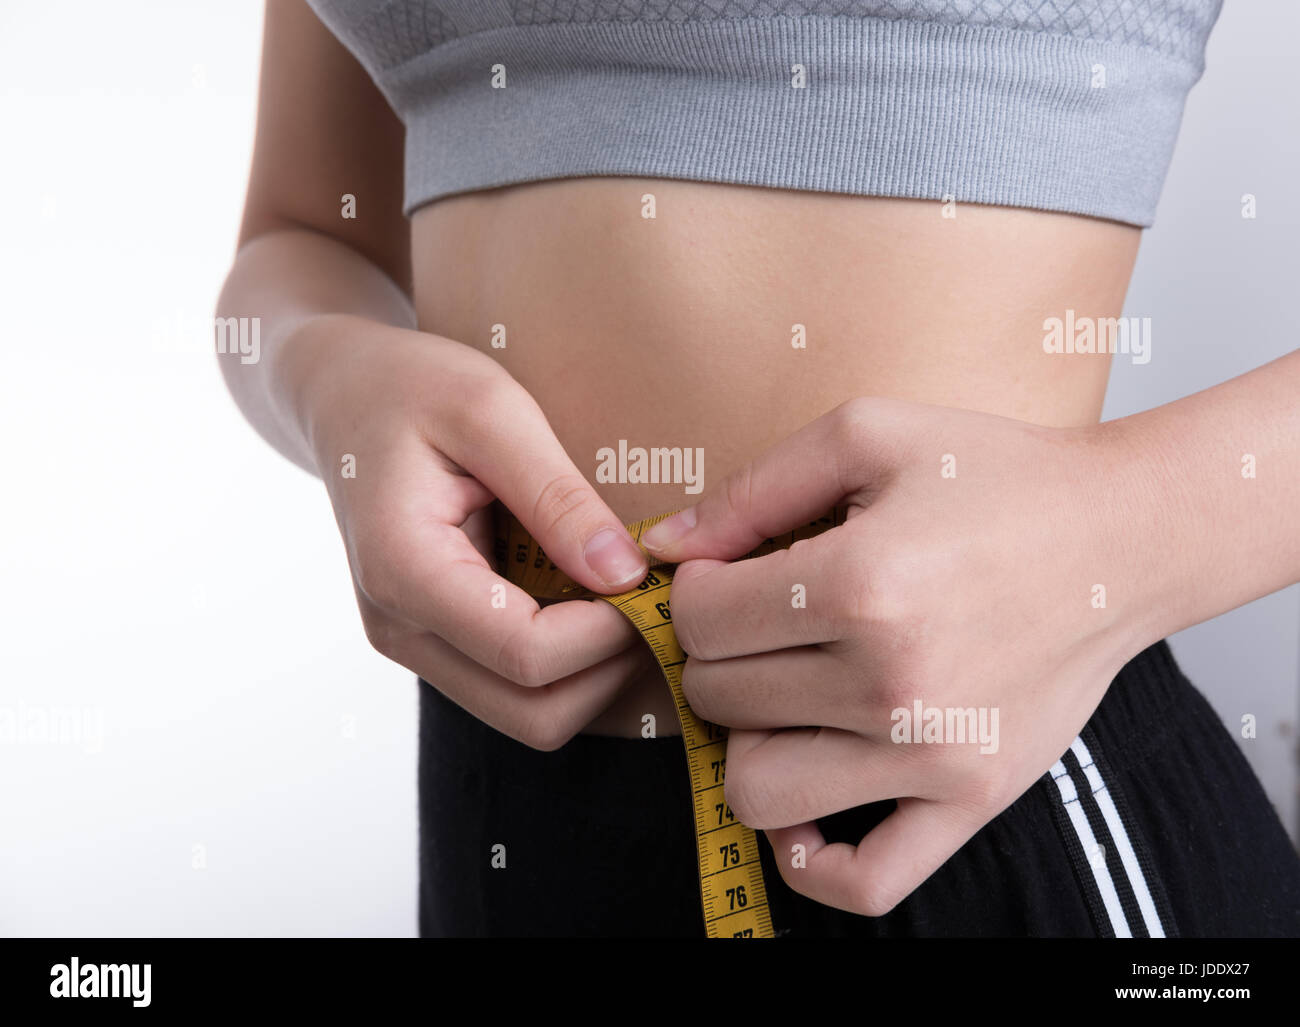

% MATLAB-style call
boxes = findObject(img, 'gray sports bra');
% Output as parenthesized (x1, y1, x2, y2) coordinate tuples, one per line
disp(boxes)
(306, 1, 1223, 226)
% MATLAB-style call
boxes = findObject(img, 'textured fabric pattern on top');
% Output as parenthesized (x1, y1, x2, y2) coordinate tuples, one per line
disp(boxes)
(311, 0, 462, 68)
(510, 1, 1217, 63)
(312, 0, 1222, 67)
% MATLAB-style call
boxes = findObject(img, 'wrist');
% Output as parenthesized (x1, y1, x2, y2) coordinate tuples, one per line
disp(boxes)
(272, 313, 387, 477)
(1077, 412, 1199, 653)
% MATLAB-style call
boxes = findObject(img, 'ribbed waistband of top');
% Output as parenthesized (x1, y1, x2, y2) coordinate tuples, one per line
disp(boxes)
(379, 16, 1206, 227)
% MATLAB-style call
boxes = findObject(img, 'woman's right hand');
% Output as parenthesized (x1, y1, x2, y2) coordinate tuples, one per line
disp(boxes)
(283, 314, 651, 749)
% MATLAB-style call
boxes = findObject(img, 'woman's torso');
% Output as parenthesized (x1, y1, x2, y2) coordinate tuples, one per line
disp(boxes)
(411, 178, 1139, 736)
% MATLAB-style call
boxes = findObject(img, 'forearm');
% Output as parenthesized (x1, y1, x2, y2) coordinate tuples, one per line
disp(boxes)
(1105, 348, 1300, 646)
(215, 227, 417, 476)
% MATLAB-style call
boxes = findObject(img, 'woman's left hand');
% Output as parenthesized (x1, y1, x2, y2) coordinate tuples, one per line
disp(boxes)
(639, 396, 1159, 916)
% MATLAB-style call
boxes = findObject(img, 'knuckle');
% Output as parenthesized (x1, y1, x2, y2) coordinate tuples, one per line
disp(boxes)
(830, 396, 877, 447)
(829, 396, 897, 478)
(481, 379, 537, 435)
(360, 613, 397, 656)
(852, 877, 904, 918)
(721, 461, 757, 521)
(840, 394, 879, 421)
(678, 662, 715, 721)
(349, 516, 406, 611)
(722, 758, 773, 829)
(865, 664, 928, 726)
(670, 571, 728, 660)
(955, 772, 1008, 814)
(354, 558, 397, 612)
(671, 605, 711, 661)
(516, 701, 572, 753)
(531, 472, 601, 543)
(448, 373, 511, 434)
(495, 630, 552, 689)
(838, 548, 916, 637)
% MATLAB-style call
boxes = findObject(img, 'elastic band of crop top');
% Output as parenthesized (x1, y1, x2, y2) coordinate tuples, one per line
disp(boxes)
(309, 4, 1223, 227)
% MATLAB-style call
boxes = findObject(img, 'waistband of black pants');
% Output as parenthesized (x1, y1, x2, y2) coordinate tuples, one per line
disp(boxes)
(420, 639, 1198, 779)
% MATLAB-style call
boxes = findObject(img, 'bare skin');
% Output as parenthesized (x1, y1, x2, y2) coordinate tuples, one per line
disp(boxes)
(221, 1, 1300, 913)
(411, 180, 1138, 736)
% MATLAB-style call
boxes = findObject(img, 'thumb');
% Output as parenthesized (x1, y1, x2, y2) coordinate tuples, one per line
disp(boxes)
(640, 398, 897, 561)
(449, 387, 647, 594)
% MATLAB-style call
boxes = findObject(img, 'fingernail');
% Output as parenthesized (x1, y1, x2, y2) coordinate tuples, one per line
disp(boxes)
(584, 528, 647, 588)
(641, 507, 696, 553)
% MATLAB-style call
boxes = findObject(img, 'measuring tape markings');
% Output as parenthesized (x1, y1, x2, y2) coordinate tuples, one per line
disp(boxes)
(494, 504, 848, 938)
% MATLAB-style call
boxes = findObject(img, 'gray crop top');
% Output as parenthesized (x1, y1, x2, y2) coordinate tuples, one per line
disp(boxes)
(305, 0, 1223, 227)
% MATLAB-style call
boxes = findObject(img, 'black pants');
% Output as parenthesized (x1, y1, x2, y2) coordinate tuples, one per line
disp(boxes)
(416, 640, 1300, 937)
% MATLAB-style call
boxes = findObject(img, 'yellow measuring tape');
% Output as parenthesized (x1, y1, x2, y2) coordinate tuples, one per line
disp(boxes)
(494, 502, 849, 938)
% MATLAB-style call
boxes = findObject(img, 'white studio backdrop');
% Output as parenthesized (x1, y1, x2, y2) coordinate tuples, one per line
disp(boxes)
(0, 2, 419, 937)
(0, 1, 1295, 937)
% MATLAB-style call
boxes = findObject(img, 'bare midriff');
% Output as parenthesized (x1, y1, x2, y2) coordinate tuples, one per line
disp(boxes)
(411, 177, 1140, 738)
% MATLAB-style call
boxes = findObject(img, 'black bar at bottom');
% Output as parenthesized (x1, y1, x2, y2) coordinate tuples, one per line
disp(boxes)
(0, 936, 1291, 1015)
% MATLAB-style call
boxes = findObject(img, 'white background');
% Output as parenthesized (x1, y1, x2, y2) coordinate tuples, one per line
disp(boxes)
(1, 1, 1296, 936)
